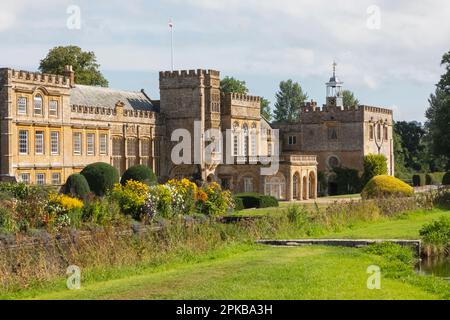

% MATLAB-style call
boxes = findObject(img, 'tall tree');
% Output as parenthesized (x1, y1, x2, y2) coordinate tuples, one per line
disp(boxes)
(260, 98, 272, 121)
(394, 121, 427, 171)
(220, 76, 248, 94)
(426, 50, 450, 169)
(39, 46, 109, 87)
(342, 90, 359, 107)
(273, 80, 308, 122)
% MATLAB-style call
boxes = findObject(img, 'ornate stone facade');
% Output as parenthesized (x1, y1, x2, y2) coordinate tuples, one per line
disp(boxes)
(0, 66, 318, 201)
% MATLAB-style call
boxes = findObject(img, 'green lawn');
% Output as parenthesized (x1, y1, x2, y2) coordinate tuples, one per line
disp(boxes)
(321, 209, 449, 240)
(4, 208, 449, 300)
(11, 245, 444, 300)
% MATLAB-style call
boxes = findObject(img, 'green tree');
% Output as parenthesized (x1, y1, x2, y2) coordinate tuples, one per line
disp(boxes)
(394, 121, 426, 171)
(273, 80, 308, 122)
(220, 76, 248, 94)
(260, 98, 272, 121)
(39, 46, 109, 87)
(361, 154, 388, 186)
(342, 90, 359, 108)
(426, 50, 450, 169)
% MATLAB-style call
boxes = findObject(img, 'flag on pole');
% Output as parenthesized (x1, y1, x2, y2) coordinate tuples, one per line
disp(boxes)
(169, 19, 174, 28)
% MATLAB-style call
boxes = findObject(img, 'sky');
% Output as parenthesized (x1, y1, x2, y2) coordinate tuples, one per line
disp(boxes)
(1, 0, 450, 122)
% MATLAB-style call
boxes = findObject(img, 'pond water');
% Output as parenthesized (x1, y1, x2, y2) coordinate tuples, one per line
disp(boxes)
(417, 256, 450, 280)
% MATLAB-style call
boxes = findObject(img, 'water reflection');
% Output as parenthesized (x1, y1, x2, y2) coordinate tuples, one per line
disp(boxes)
(417, 256, 450, 279)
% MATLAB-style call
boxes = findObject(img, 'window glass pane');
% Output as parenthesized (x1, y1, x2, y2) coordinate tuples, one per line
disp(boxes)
(87, 133, 95, 155)
(100, 134, 108, 155)
(51, 132, 59, 155)
(73, 132, 82, 155)
(18, 97, 27, 114)
(34, 95, 43, 115)
(35, 131, 44, 154)
(49, 100, 58, 116)
(36, 173, 45, 185)
(19, 130, 28, 154)
(52, 173, 61, 185)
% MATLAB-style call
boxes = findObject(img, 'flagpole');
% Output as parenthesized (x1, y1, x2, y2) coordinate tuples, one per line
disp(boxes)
(169, 19, 174, 72)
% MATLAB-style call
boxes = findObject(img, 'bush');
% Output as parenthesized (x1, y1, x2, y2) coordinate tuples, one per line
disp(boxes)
(234, 193, 279, 209)
(62, 174, 90, 199)
(120, 165, 157, 186)
(333, 167, 362, 195)
(197, 183, 234, 216)
(425, 172, 445, 185)
(361, 154, 388, 185)
(80, 162, 119, 196)
(233, 197, 244, 211)
(0, 207, 18, 233)
(412, 174, 426, 187)
(361, 175, 414, 199)
(419, 216, 450, 256)
(82, 197, 124, 226)
(110, 180, 149, 219)
(443, 171, 450, 186)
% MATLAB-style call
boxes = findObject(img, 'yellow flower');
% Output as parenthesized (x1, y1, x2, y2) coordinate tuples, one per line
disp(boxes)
(49, 193, 83, 211)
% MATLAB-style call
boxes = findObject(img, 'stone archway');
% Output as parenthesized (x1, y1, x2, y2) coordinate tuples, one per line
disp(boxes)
(293, 172, 301, 200)
(265, 173, 286, 200)
(309, 171, 317, 199)
(302, 175, 308, 200)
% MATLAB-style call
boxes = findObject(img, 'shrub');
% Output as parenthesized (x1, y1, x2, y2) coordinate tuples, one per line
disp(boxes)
(233, 197, 244, 211)
(443, 171, 450, 186)
(0, 207, 18, 233)
(419, 216, 450, 256)
(361, 175, 414, 199)
(197, 183, 234, 216)
(46, 193, 84, 231)
(80, 162, 119, 196)
(363, 243, 414, 278)
(120, 165, 157, 186)
(412, 174, 426, 187)
(361, 154, 388, 185)
(333, 167, 362, 195)
(235, 193, 279, 209)
(62, 174, 90, 199)
(110, 180, 149, 219)
(82, 197, 124, 226)
(425, 172, 445, 186)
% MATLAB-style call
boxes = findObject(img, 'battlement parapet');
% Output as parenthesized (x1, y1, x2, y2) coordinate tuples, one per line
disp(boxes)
(300, 102, 392, 116)
(222, 92, 261, 104)
(159, 69, 220, 79)
(9, 68, 70, 86)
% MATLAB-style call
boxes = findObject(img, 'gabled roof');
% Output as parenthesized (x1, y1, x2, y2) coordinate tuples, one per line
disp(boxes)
(70, 85, 157, 111)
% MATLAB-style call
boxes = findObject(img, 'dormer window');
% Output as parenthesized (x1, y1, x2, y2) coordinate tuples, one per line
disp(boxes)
(34, 94, 43, 115)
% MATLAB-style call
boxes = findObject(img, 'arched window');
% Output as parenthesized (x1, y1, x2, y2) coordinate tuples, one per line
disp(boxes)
(250, 123, 257, 156)
(242, 124, 249, 157)
(233, 122, 239, 156)
(264, 174, 286, 200)
(34, 94, 43, 115)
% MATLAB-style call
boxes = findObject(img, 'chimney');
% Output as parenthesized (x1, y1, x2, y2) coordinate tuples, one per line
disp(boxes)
(64, 65, 75, 87)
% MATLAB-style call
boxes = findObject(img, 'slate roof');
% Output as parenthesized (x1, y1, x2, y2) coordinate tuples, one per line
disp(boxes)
(70, 85, 157, 111)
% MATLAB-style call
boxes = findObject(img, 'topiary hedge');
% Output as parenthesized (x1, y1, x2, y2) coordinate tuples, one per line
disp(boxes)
(441, 171, 450, 186)
(233, 197, 245, 211)
(425, 172, 445, 186)
(234, 193, 279, 209)
(80, 162, 119, 196)
(62, 174, 90, 199)
(412, 174, 426, 187)
(362, 175, 414, 199)
(120, 165, 157, 186)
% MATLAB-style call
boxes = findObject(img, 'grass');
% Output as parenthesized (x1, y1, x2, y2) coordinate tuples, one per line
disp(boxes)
(4, 207, 449, 300)
(7, 245, 447, 300)
(320, 208, 450, 240)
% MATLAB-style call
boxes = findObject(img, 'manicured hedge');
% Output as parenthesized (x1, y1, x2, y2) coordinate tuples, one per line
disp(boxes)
(80, 162, 119, 196)
(234, 193, 279, 209)
(412, 174, 426, 187)
(233, 197, 245, 211)
(425, 172, 445, 186)
(120, 165, 157, 186)
(443, 172, 450, 186)
(362, 175, 414, 199)
(62, 174, 90, 199)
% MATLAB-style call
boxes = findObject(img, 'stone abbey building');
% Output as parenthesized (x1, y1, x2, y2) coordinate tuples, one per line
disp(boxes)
(0, 64, 393, 200)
